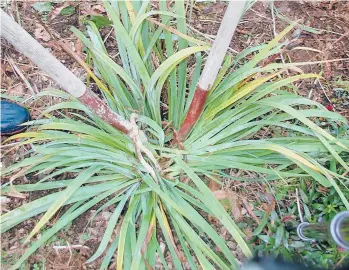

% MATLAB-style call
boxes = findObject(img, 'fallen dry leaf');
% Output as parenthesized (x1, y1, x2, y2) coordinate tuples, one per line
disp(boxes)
(80, 3, 106, 15)
(213, 190, 242, 221)
(34, 23, 51, 42)
(208, 178, 221, 192)
(213, 190, 227, 200)
(242, 198, 260, 224)
(6, 190, 27, 200)
(229, 191, 241, 221)
(9, 166, 31, 183)
(91, 4, 106, 14)
(318, 185, 330, 194)
(74, 38, 83, 58)
(264, 193, 276, 216)
(210, 189, 226, 223)
(209, 178, 223, 221)
(281, 215, 296, 223)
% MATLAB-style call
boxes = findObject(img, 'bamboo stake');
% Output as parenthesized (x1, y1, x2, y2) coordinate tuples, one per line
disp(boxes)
(0, 10, 160, 178)
(177, 1, 245, 141)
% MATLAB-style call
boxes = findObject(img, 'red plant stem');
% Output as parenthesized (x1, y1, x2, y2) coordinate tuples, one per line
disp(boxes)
(177, 86, 208, 141)
(79, 90, 131, 134)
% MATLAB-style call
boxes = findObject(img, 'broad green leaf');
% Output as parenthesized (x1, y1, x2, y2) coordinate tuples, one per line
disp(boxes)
(60, 6, 76, 16)
(84, 15, 112, 28)
(32, 2, 52, 13)
(275, 226, 284, 248)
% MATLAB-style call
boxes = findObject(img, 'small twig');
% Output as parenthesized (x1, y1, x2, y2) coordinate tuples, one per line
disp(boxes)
(332, 30, 349, 46)
(296, 188, 304, 223)
(315, 77, 332, 104)
(250, 8, 273, 22)
(103, 28, 114, 43)
(53, 244, 90, 250)
(270, 2, 277, 39)
(335, 252, 349, 269)
(0, 141, 21, 149)
(7, 57, 37, 96)
(61, 241, 73, 266)
(187, 24, 239, 54)
(3, 166, 30, 199)
(270, 1, 288, 74)
(9, 166, 30, 184)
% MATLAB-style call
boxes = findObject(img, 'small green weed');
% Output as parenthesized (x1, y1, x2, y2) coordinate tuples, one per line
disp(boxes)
(251, 176, 349, 268)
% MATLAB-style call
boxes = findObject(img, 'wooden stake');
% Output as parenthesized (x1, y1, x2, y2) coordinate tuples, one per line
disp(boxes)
(0, 10, 132, 133)
(177, 1, 245, 141)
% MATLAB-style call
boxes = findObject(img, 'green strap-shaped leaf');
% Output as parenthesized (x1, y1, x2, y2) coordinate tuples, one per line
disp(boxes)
(143, 175, 239, 268)
(175, 157, 252, 258)
(104, 1, 151, 88)
(87, 183, 138, 263)
(130, 193, 155, 269)
(116, 194, 140, 270)
(100, 236, 119, 270)
(146, 46, 209, 123)
(24, 165, 104, 243)
(130, 10, 182, 42)
(71, 27, 143, 107)
(259, 100, 349, 151)
(13, 189, 118, 269)
(175, 0, 188, 128)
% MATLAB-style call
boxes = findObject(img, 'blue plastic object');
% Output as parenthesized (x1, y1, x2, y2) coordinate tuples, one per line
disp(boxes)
(1, 100, 30, 135)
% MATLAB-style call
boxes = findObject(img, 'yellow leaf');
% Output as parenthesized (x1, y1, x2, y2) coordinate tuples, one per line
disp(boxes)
(207, 72, 280, 119)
